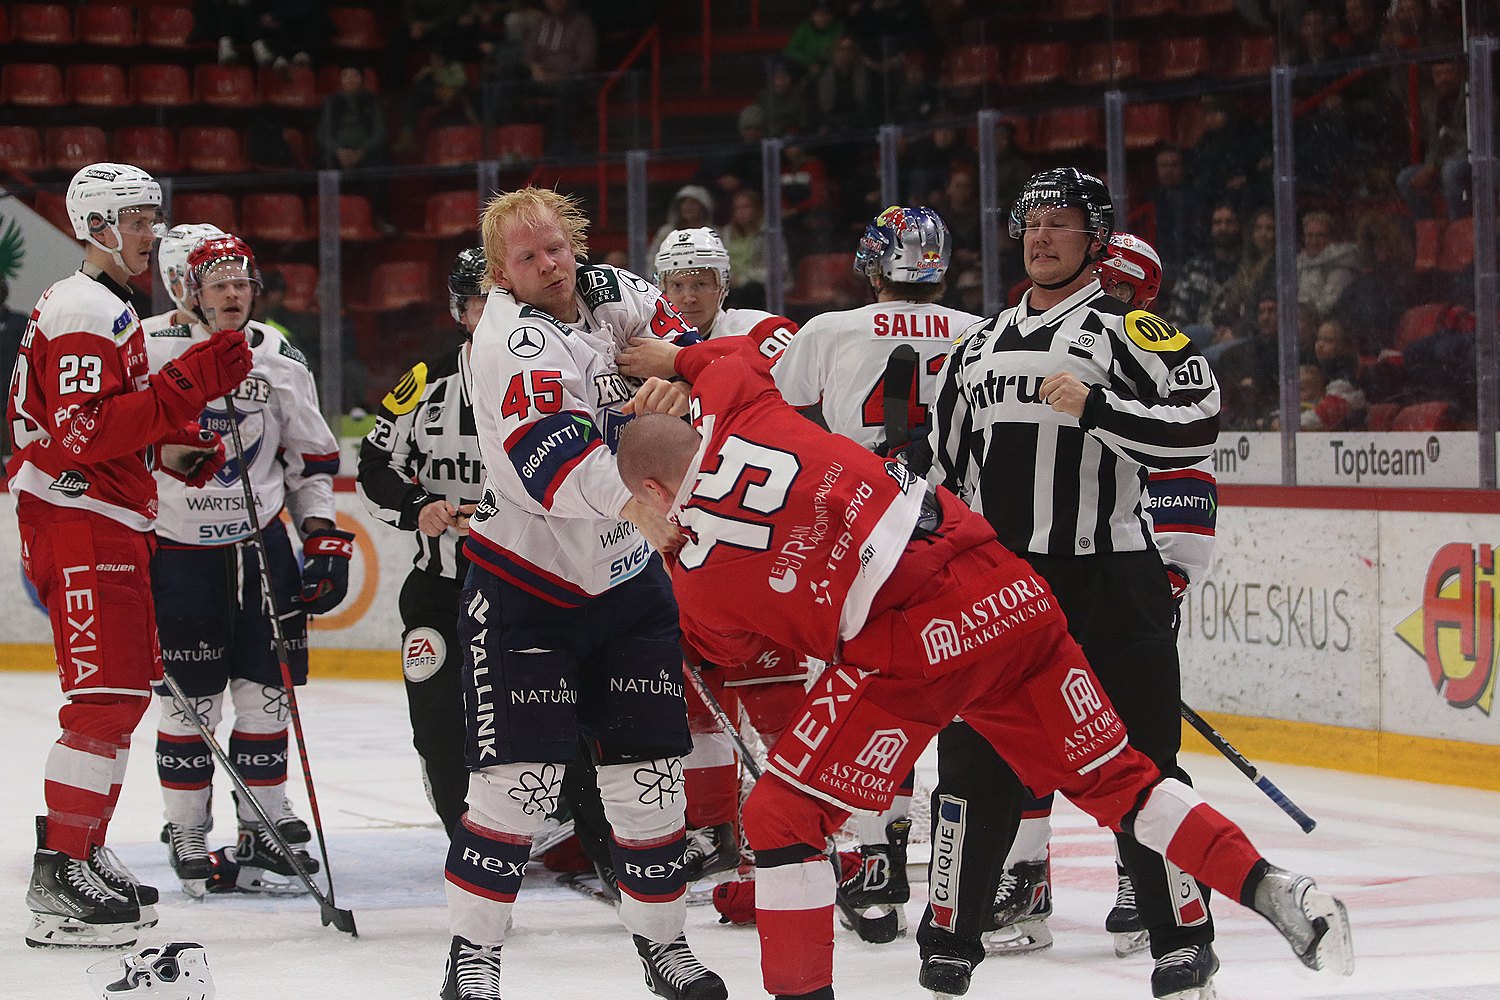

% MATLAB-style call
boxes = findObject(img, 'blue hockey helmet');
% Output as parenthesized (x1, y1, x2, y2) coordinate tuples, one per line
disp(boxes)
(854, 205, 952, 284)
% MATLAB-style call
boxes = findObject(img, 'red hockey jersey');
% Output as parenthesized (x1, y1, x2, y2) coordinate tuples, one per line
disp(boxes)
(667, 342, 925, 669)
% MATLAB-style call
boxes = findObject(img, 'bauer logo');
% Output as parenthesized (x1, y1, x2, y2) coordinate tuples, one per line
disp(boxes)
(1393, 542, 1499, 716)
(1060, 666, 1103, 723)
(402, 627, 445, 683)
(928, 795, 966, 932)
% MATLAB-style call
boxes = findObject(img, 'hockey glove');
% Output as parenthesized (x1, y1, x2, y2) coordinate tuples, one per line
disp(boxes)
(154, 329, 254, 418)
(158, 424, 227, 488)
(300, 528, 355, 614)
(1164, 564, 1190, 602)
(712, 879, 757, 925)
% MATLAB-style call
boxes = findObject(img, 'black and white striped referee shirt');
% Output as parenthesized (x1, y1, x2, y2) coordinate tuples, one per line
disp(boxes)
(357, 347, 485, 579)
(930, 280, 1219, 557)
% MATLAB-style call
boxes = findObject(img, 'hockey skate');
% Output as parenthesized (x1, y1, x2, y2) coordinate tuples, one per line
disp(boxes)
(1251, 866, 1355, 976)
(88, 845, 160, 929)
(233, 820, 319, 894)
(163, 822, 215, 898)
(835, 817, 911, 944)
(1105, 864, 1149, 957)
(25, 849, 140, 949)
(918, 954, 974, 1000)
(440, 935, 503, 1000)
(682, 823, 738, 883)
(632, 933, 728, 1000)
(981, 856, 1052, 956)
(1151, 944, 1218, 1000)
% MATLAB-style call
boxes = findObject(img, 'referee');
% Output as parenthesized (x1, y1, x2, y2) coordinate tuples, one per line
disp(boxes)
(919, 169, 1223, 1000)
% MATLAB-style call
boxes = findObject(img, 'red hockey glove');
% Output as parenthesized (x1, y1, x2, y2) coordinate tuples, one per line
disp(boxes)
(158, 424, 227, 488)
(1164, 564, 1190, 602)
(712, 878, 757, 925)
(155, 329, 253, 417)
(301, 528, 355, 614)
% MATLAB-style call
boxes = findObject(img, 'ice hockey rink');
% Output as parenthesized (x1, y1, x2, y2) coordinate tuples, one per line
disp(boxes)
(1, 671, 1496, 1000)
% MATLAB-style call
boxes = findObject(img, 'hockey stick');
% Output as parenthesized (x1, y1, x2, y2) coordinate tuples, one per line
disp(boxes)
(156, 668, 357, 935)
(881, 344, 919, 453)
(1180, 703, 1316, 834)
(221, 396, 356, 934)
(684, 662, 762, 780)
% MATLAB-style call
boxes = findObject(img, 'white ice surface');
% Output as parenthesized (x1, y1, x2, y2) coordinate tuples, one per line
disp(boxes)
(2, 673, 1496, 1000)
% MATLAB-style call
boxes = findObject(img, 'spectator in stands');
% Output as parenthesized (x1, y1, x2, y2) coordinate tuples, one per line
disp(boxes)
(758, 58, 812, 138)
(1298, 363, 1330, 428)
(844, 0, 935, 71)
(812, 36, 881, 133)
(695, 106, 768, 209)
(524, 0, 598, 153)
(404, 0, 472, 52)
(477, 1, 543, 86)
(649, 186, 716, 262)
(318, 66, 390, 171)
(780, 144, 832, 248)
(940, 169, 982, 269)
(1296, 209, 1358, 321)
(945, 266, 985, 316)
(783, 1, 844, 74)
(1333, 210, 1417, 351)
(1397, 59, 1471, 219)
(1382, 0, 1459, 49)
(1188, 96, 1267, 210)
(1214, 290, 1281, 428)
(1170, 203, 1244, 339)
(891, 54, 940, 124)
(194, 1, 330, 70)
(254, 270, 317, 351)
(401, 47, 480, 143)
(722, 189, 788, 310)
(1131, 144, 1202, 279)
(901, 125, 979, 205)
(1332, 0, 1383, 55)
(0, 277, 26, 452)
(1313, 318, 1362, 384)
(1219, 206, 1276, 328)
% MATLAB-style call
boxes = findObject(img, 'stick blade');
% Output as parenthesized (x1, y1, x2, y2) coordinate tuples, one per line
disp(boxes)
(321, 903, 359, 937)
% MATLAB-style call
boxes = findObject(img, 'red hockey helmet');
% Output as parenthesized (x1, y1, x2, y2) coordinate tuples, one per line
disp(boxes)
(1096, 233, 1162, 310)
(185, 234, 262, 299)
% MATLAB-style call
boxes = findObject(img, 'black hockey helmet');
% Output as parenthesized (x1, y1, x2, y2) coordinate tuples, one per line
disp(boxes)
(1007, 167, 1114, 257)
(449, 246, 487, 325)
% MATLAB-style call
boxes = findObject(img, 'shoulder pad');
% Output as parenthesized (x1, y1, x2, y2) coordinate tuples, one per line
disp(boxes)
(383, 362, 428, 415)
(575, 264, 623, 309)
(1123, 310, 1191, 353)
(1092, 293, 1132, 317)
(278, 338, 310, 367)
(151, 323, 193, 339)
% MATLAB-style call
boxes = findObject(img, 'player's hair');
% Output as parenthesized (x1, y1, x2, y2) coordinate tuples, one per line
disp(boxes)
(480, 187, 590, 290)
(616, 413, 702, 496)
(877, 277, 944, 303)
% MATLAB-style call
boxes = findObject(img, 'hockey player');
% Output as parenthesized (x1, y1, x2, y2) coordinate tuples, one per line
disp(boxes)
(155, 223, 226, 326)
(653, 226, 800, 356)
(982, 233, 1221, 961)
(614, 339, 1352, 1000)
(356, 247, 487, 836)
(9, 162, 252, 947)
(143, 233, 351, 897)
(924, 168, 1224, 999)
(439, 187, 724, 1000)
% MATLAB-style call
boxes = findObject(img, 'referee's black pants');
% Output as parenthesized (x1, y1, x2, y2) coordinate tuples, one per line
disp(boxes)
(399, 569, 470, 837)
(918, 547, 1213, 965)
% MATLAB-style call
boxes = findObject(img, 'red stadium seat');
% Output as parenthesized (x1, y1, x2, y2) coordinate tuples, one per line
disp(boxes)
(940, 44, 1002, 90)
(488, 124, 545, 162)
(241, 192, 316, 243)
(131, 64, 192, 105)
(195, 65, 258, 107)
(357, 261, 433, 312)
(77, 5, 138, 46)
(0, 8, 9, 44)
(413, 189, 481, 239)
(34, 190, 73, 233)
(1124, 102, 1175, 149)
(337, 194, 383, 241)
(425, 125, 485, 166)
(67, 65, 129, 107)
(1012, 42, 1072, 87)
(787, 253, 859, 308)
(1044, 0, 1111, 20)
(113, 126, 180, 174)
(1438, 216, 1474, 273)
(329, 7, 382, 50)
(3, 64, 67, 106)
(274, 264, 319, 312)
(0, 127, 45, 176)
(1413, 219, 1442, 271)
(318, 65, 380, 96)
(179, 126, 248, 173)
(141, 5, 194, 47)
(1035, 106, 1104, 152)
(171, 193, 238, 233)
(262, 66, 320, 110)
(1395, 303, 1449, 349)
(13, 4, 73, 44)
(1122, 0, 1181, 16)
(1174, 99, 1207, 146)
(1364, 402, 1399, 432)
(1147, 36, 1212, 81)
(46, 127, 110, 173)
(1223, 35, 1276, 77)
(1073, 41, 1140, 86)
(1183, 0, 1236, 12)
(1392, 402, 1452, 431)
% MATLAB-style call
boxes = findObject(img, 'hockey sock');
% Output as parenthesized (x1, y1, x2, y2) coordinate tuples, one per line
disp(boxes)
(683, 729, 739, 829)
(229, 729, 290, 822)
(599, 759, 689, 943)
(96, 746, 130, 843)
(48, 697, 147, 857)
(156, 691, 222, 829)
(1002, 793, 1054, 867)
(755, 844, 836, 996)
(1126, 778, 1262, 901)
(854, 769, 913, 845)
(445, 812, 532, 947)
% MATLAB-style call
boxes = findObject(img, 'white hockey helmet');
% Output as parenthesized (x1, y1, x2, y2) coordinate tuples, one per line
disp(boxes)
(158, 223, 227, 313)
(66, 163, 165, 271)
(86, 942, 215, 1000)
(654, 227, 731, 309)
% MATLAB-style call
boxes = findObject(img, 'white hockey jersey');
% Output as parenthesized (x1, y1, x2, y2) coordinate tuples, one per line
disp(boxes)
(464, 263, 696, 604)
(707, 307, 799, 360)
(143, 315, 340, 546)
(773, 299, 981, 450)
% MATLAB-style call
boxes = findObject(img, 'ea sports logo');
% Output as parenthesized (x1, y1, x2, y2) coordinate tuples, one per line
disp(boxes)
(402, 627, 446, 683)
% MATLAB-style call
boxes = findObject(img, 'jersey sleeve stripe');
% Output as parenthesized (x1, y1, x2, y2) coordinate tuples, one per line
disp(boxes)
(1149, 468, 1217, 483)
(463, 534, 590, 607)
(300, 451, 341, 476)
(502, 410, 605, 509)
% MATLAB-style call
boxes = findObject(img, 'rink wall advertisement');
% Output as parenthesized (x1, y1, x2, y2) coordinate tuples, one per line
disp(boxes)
(2, 484, 1497, 788)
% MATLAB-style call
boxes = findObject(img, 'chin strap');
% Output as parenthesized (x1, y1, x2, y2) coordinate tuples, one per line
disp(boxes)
(1033, 240, 1107, 291)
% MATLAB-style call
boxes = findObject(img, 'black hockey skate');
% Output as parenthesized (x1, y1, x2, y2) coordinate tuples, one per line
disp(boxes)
(162, 822, 215, 898)
(233, 820, 319, 894)
(982, 855, 1052, 955)
(88, 845, 159, 929)
(1251, 866, 1355, 976)
(632, 933, 728, 1000)
(440, 935, 503, 1000)
(25, 849, 140, 949)
(835, 817, 911, 944)
(1151, 944, 1219, 1000)
(682, 822, 738, 882)
(1105, 864, 1149, 957)
(918, 954, 974, 999)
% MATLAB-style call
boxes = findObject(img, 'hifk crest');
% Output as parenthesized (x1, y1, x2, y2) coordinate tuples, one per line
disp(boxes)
(198, 404, 264, 486)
